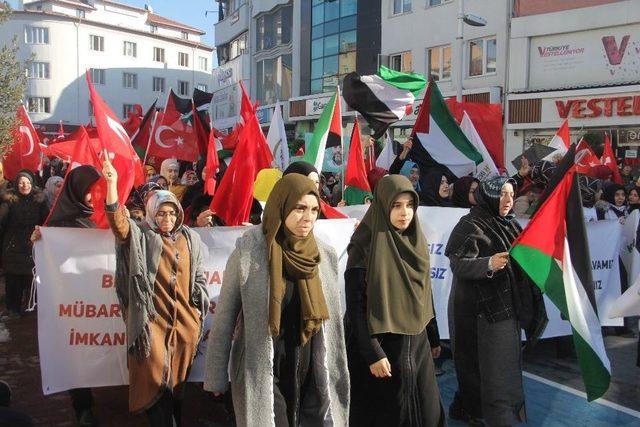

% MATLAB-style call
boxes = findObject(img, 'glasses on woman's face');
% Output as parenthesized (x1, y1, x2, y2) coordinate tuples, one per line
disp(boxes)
(155, 210, 177, 219)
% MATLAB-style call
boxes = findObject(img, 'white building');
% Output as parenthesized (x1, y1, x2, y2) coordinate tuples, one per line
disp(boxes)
(2, 0, 213, 129)
(379, 0, 506, 136)
(505, 0, 640, 170)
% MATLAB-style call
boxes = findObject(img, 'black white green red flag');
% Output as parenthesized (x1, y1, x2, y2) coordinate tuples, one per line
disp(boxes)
(511, 164, 611, 401)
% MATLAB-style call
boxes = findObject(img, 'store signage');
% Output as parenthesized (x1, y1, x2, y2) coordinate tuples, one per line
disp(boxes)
(555, 95, 640, 119)
(305, 96, 332, 116)
(217, 68, 233, 85)
(619, 128, 640, 147)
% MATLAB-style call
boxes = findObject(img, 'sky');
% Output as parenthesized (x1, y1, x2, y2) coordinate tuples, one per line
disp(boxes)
(8, 0, 217, 47)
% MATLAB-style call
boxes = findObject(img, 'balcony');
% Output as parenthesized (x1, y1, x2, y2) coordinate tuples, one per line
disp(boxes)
(215, 2, 250, 46)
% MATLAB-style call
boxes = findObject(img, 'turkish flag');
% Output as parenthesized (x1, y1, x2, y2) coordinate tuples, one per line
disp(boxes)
(601, 133, 623, 184)
(86, 71, 144, 205)
(204, 130, 220, 196)
(122, 104, 143, 137)
(345, 120, 371, 192)
(3, 105, 42, 180)
(575, 138, 601, 174)
(147, 91, 199, 162)
(210, 83, 273, 225)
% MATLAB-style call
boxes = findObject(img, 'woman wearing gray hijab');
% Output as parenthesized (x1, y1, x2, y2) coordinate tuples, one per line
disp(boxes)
(44, 175, 64, 209)
(102, 158, 209, 426)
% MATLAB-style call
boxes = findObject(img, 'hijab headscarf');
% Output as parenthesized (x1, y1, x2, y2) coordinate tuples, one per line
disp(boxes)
(48, 165, 100, 228)
(262, 174, 329, 345)
(419, 170, 452, 207)
(602, 183, 627, 218)
(452, 176, 479, 208)
(283, 161, 318, 177)
(44, 176, 64, 207)
(475, 176, 517, 222)
(628, 187, 640, 213)
(160, 158, 180, 184)
(347, 174, 433, 335)
(14, 170, 36, 197)
(398, 161, 421, 191)
(144, 190, 184, 234)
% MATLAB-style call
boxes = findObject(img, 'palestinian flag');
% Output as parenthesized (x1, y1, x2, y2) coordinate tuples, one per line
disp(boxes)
(343, 66, 426, 139)
(344, 119, 372, 205)
(131, 99, 158, 150)
(410, 82, 483, 178)
(511, 160, 611, 401)
(303, 87, 342, 172)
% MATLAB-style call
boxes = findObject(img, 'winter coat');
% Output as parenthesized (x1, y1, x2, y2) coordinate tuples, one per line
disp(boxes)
(203, 226, 349, 427)
(0, 189, 48, 275)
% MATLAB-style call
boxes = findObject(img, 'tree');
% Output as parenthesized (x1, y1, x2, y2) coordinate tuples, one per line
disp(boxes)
(0, 2, 28, 159)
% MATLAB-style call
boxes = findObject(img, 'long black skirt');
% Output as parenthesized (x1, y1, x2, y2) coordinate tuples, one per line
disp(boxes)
(348, 328, 446, 427)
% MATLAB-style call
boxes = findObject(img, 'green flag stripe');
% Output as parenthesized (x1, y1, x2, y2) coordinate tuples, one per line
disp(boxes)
(571, 327, 612, 401)
(303, 93, 336, 166)
(429, 84, 483, 164)
(378, 66, 427, 95)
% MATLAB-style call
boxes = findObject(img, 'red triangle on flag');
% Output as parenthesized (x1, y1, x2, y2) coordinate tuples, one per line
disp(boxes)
(345, 120, 371, 192)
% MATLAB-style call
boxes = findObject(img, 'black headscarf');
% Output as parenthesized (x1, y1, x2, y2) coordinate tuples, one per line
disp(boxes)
(602, 182, 627, 218)
(451, 176, 479, 208)
(629, 187, 640, 213)
(48, 166, 100, 228)
(419, 170, 453, 207)
(283, 161, 318, 177)
(14, 170, 36, 198)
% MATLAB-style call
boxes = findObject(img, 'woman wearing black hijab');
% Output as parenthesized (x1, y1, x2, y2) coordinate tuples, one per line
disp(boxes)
(419, 170, 453, 207)
(451, 176, 479, 209)
(596, 182, 628, 221)
(345, 174, 445, 427)
(445, 177, 547, 427)
(31, 165, 102, 426)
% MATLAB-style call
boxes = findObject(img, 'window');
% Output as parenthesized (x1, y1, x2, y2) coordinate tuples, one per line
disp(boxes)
(90, 68, 106, 84)
(196, 83, 208, 92)
(122, 104, 136, 120)
(25, 26, 49, 44)
(152, 77, 165, 93)
(89, 35, 104, 52)
(427, 45, 451, 81)
(256, 5, 293, 52)
(122, 72, 138, 89)
(123, 41, 137, 57)
(76, 9, 85, 18)
(153, 47, 165, 62)
(393, 0, 411, 14)
(178, 80, 190, 96)
(310, 0, 357, 94)
(468, 36, 497, 77)
(181, 31, 188, 40)
(230, 33, 247, 59)
(178, 52, 189, 67)
(27, 97, 50, 113)
(150, 24, 158, 34)
(390, 51, 412, 73)
(28, 62, 50, 79)
(429, 0, 452, 6)
(199, 56, 208, 71)
(257, 54, 292, 105)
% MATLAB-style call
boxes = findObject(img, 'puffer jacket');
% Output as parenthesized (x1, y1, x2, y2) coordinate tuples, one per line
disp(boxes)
(0, 189, 48, 275)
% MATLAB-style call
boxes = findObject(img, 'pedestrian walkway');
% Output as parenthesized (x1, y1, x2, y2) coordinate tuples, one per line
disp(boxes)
(438, 361, 640, 426)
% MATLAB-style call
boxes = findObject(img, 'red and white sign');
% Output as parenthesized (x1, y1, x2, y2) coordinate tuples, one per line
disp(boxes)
(541, 92, 640, 126)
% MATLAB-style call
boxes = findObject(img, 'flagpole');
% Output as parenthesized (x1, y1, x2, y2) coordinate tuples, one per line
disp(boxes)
(340, 87, 346, 201)
(142, 110, 158, 167)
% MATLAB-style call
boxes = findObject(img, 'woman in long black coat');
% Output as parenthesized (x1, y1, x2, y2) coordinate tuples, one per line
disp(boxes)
(0, 170, 48, 318)
(345, 174, 445, 427)
(445, 177, 547, 426)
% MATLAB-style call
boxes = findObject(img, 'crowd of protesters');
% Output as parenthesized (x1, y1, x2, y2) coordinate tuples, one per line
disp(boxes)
(0, 129, 639, 427)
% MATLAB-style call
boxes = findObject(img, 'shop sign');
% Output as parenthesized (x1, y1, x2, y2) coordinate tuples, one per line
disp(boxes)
(555, 95, 640, 119)
(216, 68, 233, 86)
(305, 96, 332, 116)
(618, 128, 640, 147)
(625, 149, 637, 159)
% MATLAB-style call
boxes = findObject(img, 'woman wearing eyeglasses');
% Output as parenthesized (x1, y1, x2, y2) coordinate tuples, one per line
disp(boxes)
(102, 158, 209, 426)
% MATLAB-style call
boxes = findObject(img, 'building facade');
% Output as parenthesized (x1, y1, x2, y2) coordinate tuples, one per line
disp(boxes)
(3, 0, 213, 128)
(505, 0, 640, 170)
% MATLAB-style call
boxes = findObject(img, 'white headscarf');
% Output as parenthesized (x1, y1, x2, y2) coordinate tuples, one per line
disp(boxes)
(160, 158, 180, 184)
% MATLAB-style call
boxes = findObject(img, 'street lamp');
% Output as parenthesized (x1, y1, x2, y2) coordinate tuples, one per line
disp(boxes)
(456, 0, 486, 102)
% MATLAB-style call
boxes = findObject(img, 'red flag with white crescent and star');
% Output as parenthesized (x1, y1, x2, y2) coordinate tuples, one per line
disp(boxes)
(147, 90, 199, 162)
(2, 105, 42, 180)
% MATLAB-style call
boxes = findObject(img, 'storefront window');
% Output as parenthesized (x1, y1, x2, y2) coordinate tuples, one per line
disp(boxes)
(310, 0, 358, 94)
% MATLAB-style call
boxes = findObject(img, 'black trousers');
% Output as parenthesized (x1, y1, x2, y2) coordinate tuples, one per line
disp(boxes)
(146, 390, 183, 427)
(4, 274, 31, 314)
(68, 388, 93, 418)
